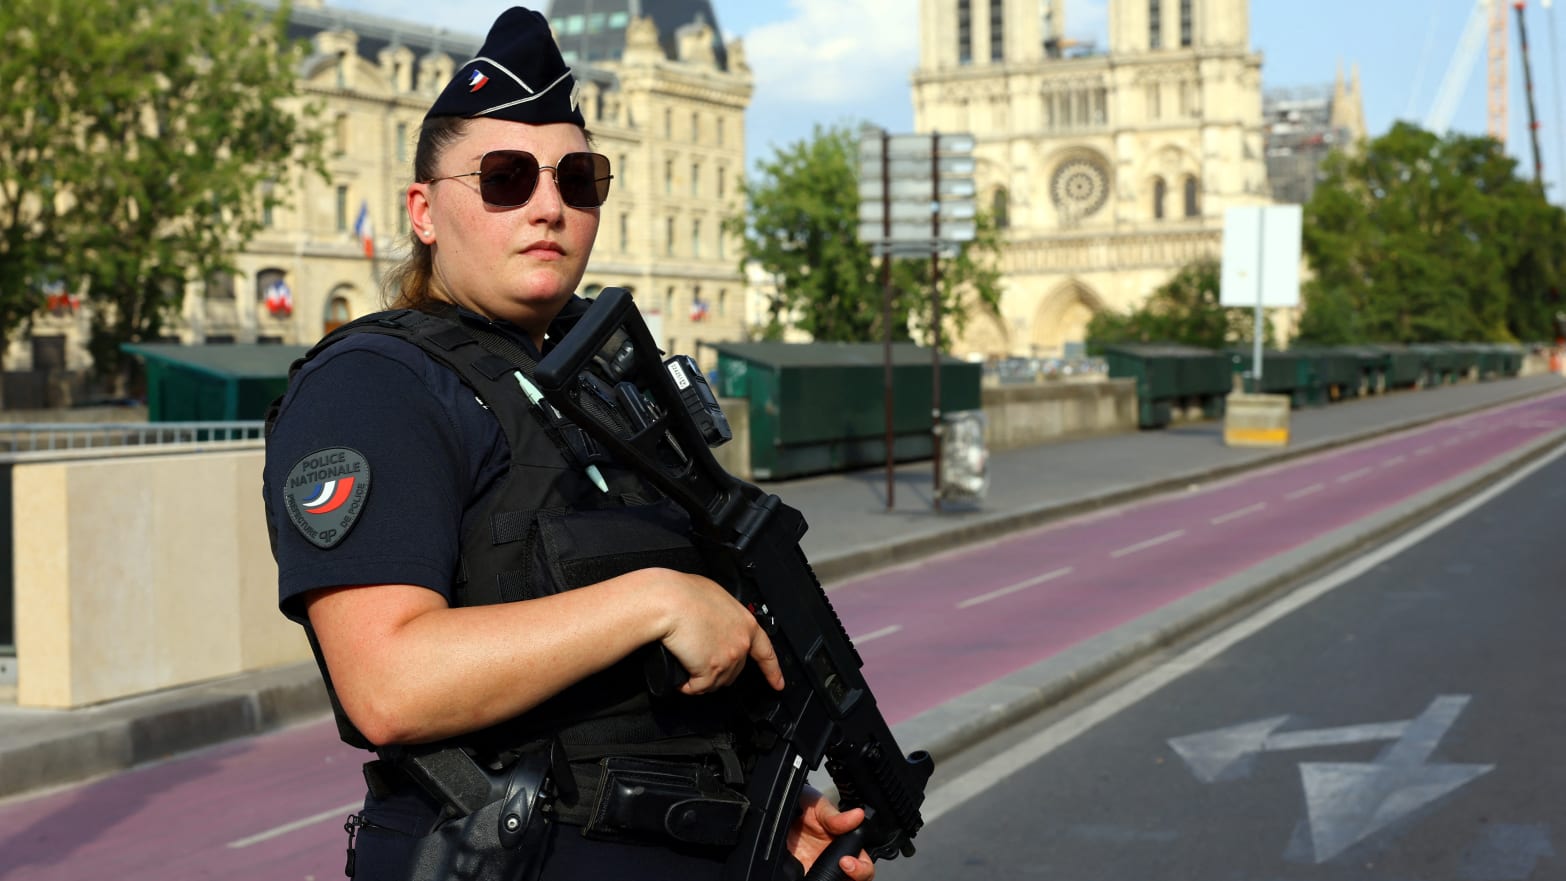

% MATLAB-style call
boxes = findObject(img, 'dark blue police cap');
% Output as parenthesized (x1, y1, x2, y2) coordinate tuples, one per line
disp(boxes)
(425, 7, 584, 127)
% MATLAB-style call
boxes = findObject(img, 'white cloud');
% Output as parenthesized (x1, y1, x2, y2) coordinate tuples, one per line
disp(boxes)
(742, 0, 920, 105)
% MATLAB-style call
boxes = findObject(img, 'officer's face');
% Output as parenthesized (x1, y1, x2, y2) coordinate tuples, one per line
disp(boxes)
(411, 117, 601, 341)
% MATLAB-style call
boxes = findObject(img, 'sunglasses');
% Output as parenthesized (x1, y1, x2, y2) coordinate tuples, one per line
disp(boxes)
(424, 150, 613, 209)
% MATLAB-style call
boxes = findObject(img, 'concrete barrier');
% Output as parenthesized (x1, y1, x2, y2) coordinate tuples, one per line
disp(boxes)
(1224, 393, 1292, 447)
(11, 445, 309, 709)
(980, 379, 1139, 451)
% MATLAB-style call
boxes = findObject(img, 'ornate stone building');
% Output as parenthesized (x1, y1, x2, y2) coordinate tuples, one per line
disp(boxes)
(4, 0, 750, 383)
(913, 0, 1275, 359)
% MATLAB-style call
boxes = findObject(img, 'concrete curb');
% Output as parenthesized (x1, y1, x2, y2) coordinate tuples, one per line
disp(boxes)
(0, 662, 328, 800)
(2, 380, 1560, 803)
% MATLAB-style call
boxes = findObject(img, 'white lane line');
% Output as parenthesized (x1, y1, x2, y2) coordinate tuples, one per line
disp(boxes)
(1415, 446, 1436, 456)
(1110, 530, 1186, 559)
(1210, 503, 1266, 526)
(853, 625, 903, 644)
(228, 802, 361, 849)
(956, 567, 1074, 610)
(1382, 455, 1407, 467)
(1284, 483, 1325, 501)
(917, 439, 1566, 824)
(1336, 467, 1374, 484)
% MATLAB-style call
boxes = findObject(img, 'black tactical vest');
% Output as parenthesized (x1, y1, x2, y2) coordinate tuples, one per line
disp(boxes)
(265, 305, 746, 771)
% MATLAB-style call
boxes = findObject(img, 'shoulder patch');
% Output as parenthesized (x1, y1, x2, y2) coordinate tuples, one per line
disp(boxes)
(282, 447, 372, 549)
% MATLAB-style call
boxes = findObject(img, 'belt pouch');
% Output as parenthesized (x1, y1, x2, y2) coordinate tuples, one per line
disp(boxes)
(583, 757, 748, 848)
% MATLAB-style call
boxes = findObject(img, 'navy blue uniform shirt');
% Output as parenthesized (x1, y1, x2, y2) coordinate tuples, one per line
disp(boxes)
(266, 331, 510, 622)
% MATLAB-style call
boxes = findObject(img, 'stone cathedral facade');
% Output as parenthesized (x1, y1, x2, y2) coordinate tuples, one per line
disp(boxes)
(913, 0, 1273, 359)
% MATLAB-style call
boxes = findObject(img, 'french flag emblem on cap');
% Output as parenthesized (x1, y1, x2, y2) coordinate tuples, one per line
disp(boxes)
(468, 69, 490, 91)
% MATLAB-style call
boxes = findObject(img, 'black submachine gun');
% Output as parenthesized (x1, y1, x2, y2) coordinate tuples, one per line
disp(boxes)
(535, 287, 934, 881)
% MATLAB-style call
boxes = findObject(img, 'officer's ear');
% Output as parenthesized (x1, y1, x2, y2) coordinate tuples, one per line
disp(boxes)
(408, 183, 435, 244)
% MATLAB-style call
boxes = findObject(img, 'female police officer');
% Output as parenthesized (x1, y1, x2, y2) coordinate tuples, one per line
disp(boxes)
(263, 7, 874, 880)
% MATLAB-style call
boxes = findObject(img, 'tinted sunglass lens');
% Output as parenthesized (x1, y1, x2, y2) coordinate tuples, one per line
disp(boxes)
(557, 153, 612, 207)
(478, 151, 540, 207)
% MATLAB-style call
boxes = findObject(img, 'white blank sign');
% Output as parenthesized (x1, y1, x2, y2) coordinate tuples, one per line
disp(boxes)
(1221, 205, 1302, 308)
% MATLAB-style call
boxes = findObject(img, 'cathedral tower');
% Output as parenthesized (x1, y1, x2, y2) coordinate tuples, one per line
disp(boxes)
(912, 0, 1270, 359)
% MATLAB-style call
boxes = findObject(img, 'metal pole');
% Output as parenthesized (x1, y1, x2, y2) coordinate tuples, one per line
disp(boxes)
(930, 131, 943, 512)
(1252, 206, 1265, 392)
(882, 129, 896, 511)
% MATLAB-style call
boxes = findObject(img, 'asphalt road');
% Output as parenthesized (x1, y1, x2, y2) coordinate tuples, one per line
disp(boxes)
(879, 438, 1566, 881)
(3, 392, 1563, 879)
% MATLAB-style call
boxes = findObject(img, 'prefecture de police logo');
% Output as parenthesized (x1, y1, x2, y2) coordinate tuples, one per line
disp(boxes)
(284, 447, 371, 549)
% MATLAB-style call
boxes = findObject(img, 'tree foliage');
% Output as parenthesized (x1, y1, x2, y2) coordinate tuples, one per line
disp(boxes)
(1297, 121, 1566, 345)
(0, 0, 324, 381)
(726, 124, 1003, 346)
(1085, 256, 1269, 352)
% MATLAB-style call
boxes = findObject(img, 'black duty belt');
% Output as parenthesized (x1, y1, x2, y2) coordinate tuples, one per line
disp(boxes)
(363, 749, 749, 849)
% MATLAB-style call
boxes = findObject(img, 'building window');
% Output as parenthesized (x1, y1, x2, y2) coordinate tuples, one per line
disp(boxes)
(717, 116, 726, 145)
(692, 218, 702, 258)
(325, 290, 352, 334)
(664, 286, 675, 315)
(334, 113, 349, 155)
(619, 153, 628, 187)
(958, 0, 972, 63)
(619, 213, 630, 253)
(691, 162, 701, 197)
(1153, 177, 1167, 219)
(666, 217, 675, 256)
(336, 185, 349, 231)
(1094, 88, 1109, 125)
(992, 187, 1010, 229)
(205, 270, 235, 300)
(989, 0, 1004, 61)
(396, 122, 409, 163)
(664, 108, 672, 137)
(1184, 176, 1200, 217)
(1180, 0, 1193, 47)
(717, 289, 727, 317)
(717, 166, 727, 199)
(1149, 0, 1162, 49)
(665, 159, 674, 195)
(691, 111, 700, 142)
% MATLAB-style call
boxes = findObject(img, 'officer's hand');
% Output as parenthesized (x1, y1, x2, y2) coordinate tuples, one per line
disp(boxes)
(654, 570, 785, 695)
(787, 787, 875, 881)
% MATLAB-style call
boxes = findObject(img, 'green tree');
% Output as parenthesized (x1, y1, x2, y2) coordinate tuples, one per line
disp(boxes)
(1297, 121, 1566, 344)
(0, 0, 324, 386)
(725, 123, 1003, 345)
(1085, 256, 1267, 351)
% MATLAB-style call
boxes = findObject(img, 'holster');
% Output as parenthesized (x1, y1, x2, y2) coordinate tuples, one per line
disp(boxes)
(399, 749, 555, 881)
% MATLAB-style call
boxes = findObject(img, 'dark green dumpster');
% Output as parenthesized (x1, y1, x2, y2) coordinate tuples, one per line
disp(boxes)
(710, 342, 981, 480)
(1293, 346, 1362, 401)
(1226, 349, 1321, 407)
(120, 342, 309, 422)
(1103, 344, 1228, 428)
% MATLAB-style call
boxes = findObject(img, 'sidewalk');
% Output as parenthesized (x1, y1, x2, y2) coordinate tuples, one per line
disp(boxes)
(3, 373, 1563, 801)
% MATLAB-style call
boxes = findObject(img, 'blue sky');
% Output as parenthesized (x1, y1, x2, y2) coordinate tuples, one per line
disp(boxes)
(335, 1, 1566, 200)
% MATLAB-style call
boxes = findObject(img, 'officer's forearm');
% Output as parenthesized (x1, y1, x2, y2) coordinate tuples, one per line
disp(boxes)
(304, 573, 678, 745)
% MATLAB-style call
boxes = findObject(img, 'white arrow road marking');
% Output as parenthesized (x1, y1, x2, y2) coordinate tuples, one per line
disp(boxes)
(1285, 484, 1325, 501)
(956, 567, 1073, 609)
(1110, 530, 1185, 559)
(1175, 696, 1492, 864)
(1170, 717, 1413, 783)
(1336, 468, 1374, 484)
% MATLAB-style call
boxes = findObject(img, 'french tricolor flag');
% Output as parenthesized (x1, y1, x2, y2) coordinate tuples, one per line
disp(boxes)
(468, 69, 490, 92)
(353, 200, 374, 259)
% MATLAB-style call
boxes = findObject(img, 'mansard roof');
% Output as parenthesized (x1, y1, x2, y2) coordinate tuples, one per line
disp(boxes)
(545, 0, 729, 69)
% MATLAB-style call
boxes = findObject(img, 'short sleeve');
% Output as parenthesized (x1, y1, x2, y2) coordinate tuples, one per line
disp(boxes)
(264, 336, 501, 621)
